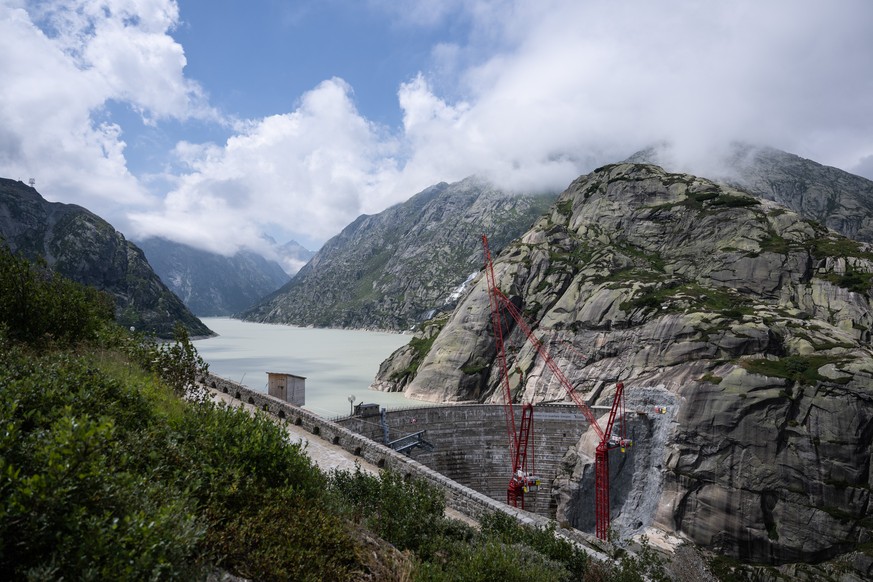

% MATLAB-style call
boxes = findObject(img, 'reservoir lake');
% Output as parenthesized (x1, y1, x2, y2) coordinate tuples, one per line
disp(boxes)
(194, 317, 431, 418)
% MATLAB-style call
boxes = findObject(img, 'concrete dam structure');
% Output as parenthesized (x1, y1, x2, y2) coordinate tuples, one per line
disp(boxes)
(338, 404, 586, 516)
(337, 400, 671, 536)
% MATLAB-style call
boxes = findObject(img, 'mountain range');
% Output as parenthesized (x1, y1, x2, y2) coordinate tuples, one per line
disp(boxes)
(137, 237, 291, 317)
(0, 178, 210, 338)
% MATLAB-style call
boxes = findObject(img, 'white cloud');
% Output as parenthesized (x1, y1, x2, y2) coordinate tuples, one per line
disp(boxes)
(129, 79, 402, 254)
(3, 0, 873, 259)
(394, 0, 873, 189)
(0, 0, 213, 226)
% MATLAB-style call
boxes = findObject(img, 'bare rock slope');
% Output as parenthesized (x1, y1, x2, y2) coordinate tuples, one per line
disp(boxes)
(240, 176, 556, 330)
(374, 163, 873, 565)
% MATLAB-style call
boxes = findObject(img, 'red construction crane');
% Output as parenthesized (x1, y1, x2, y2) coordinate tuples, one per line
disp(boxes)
(481, 234, 630, 540)
(482, 235, 541, 509)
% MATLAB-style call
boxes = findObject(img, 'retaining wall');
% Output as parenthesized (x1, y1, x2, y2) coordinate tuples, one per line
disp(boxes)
(204, 373, 608, 556)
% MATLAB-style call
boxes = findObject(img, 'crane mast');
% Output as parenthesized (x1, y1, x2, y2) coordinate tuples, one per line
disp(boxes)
(481, 234, 629, 539)
(482, 235, 540, 509)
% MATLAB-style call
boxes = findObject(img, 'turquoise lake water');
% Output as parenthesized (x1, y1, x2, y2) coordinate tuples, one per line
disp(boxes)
(193, 317, 430, 418)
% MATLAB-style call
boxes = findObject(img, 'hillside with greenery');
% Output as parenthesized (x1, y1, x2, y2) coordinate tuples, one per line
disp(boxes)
(0, 178, 211, 338)
(0, 243, 663, 580)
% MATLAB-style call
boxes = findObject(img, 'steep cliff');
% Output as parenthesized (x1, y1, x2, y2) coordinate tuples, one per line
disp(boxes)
(0, 178, 211, 337)
(137, 237, 290, 316)
(373, 163, 873, 565)
(240, 176, 556, 330)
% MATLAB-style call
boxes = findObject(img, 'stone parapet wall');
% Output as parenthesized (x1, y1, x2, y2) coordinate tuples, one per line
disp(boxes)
(203, 373, 607, 556)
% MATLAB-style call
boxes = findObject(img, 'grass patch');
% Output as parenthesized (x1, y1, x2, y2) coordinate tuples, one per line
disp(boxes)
(710, 194, 760, 208)
(758, 232, 790, 254)
(688, 190, 720, 203)
(620, 281, 752, 318)
(810, 237, 873, 261)
(740, 355, 843, 386)
(820, 269, 873, 294)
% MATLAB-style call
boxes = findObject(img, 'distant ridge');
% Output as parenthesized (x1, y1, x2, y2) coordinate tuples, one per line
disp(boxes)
(138, 237, 290, 316)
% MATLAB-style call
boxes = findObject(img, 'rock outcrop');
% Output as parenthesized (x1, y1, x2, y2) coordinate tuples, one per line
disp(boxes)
(629, 143, 873, 244)
(0, 178, 211, 337)
(240, 176, 556, 330)
(374, 163, 873, 565)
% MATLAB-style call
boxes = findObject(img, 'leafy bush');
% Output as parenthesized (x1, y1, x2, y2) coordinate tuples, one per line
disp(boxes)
(741, 354, 839, 385)
(480, 511, 589, 578)
(0, 348, 204, 580)
(150, 324, 210, 398)
(329, 466, 445, 552)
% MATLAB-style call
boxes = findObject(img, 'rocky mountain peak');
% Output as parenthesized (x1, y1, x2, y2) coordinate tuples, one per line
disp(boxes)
(373, 163, 873, 564)
(0, 178, 211, 337)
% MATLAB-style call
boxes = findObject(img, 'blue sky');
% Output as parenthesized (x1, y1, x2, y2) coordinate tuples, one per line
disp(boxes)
(120, 1, 463, 177)
(2, 0, 873, 263)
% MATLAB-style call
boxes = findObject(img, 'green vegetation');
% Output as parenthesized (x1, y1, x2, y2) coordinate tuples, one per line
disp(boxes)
(758, 231, 790, 255)
(548, 242, 594, 268)
(687, 190, 720, 203)
(390, 318, 447, 383)
(620, 280, 752, 319)
(740, 354, 844, 386)
(821, 268, 873, 294)
(709, 194, 760, 208)
(0, 244, 115, 346)
(461, 360, 489, 375)
(810, 236, 873, 261)
(582, 180, 602, 199)
(647, 187, 760, 215)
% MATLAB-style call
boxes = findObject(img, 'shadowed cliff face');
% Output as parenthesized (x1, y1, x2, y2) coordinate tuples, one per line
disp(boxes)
(0, 178, 211, 338)
(374, 163, 873, 564)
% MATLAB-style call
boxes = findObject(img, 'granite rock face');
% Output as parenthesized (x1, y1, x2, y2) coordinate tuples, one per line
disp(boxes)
(374, 163, 873, 564)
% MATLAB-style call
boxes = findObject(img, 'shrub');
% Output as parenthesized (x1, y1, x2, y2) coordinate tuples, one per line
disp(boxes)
(0, 349, 204, 579)
(329, 466, 445, 552)
(741, 355, 838, 386)
(480, 511, 589, 578)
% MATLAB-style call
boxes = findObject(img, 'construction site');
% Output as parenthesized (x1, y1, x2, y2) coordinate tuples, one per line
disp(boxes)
(336, 235, 677, 541)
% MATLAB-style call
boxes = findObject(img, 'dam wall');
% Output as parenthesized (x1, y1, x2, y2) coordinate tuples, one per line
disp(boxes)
(337, 403, 588, 517)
